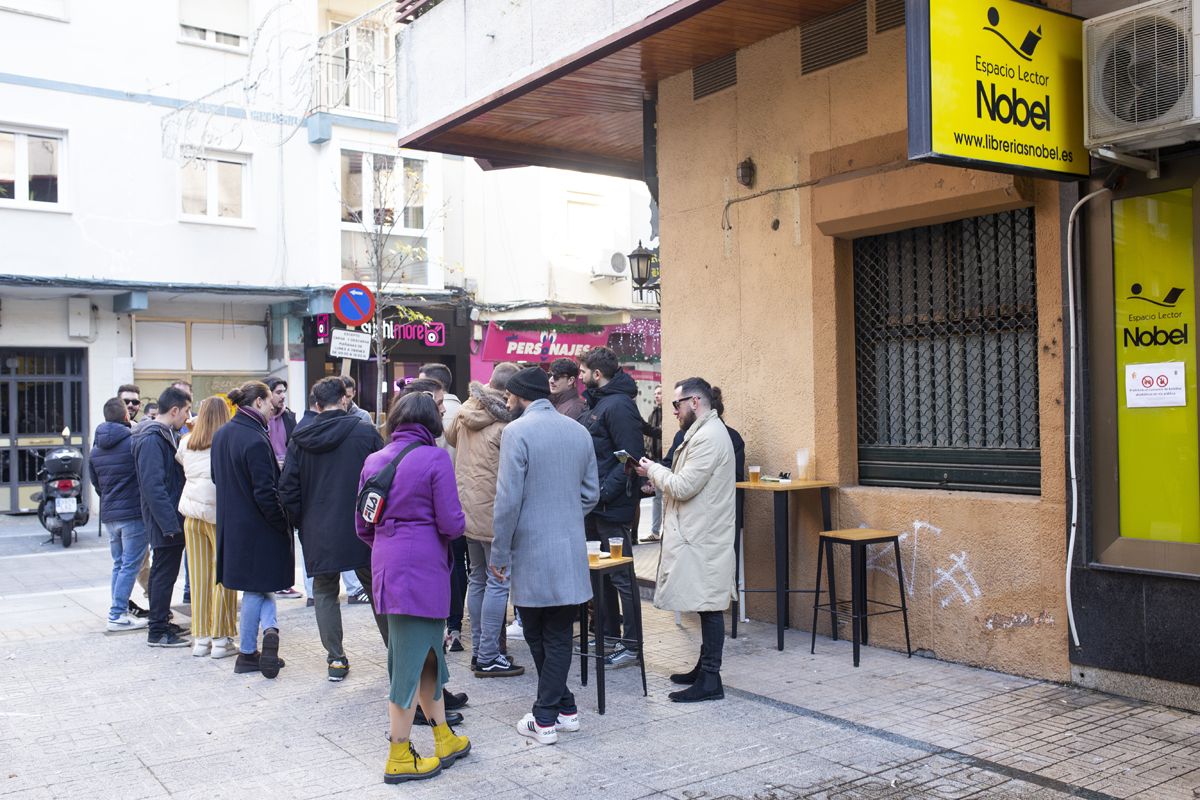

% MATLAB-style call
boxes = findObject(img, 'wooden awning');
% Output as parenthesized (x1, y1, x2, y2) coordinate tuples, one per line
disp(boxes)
(398, 0, 857, 179)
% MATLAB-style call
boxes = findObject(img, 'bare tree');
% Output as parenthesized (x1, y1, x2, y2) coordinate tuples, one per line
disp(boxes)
(338, 150, 438, 420)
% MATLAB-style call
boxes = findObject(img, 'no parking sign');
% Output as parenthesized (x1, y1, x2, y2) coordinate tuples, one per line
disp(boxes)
(333, 283, 376, 328)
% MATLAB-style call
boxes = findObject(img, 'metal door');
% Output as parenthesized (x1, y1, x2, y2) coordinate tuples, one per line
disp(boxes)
(0, 348, 88, 513)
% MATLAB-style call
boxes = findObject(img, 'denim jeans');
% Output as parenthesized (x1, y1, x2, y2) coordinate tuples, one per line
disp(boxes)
(466, 539, 509, 663)
(239, 591, 278, 655)
(447, 536, 468, 632)
(148, 542, 184, 638)
(106, 518, 148, 621)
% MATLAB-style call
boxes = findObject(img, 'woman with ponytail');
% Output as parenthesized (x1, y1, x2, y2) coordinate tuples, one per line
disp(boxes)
(211, 381, 293, 679)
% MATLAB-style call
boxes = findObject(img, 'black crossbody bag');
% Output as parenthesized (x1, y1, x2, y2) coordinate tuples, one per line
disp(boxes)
(356, 443, 421, 525)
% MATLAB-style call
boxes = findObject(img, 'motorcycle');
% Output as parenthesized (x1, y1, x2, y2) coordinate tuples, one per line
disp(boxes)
(31, 428, 89, 548)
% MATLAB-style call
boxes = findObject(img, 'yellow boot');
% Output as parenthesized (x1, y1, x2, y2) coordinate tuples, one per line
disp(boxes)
(383, 739, 442, 784)
(432, 722, 471, 766)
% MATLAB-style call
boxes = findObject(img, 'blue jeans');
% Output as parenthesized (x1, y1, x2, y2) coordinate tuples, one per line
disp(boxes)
(466, 539, 509, 663)
(239, 591, 278, 655)
(107, 518, 148, 621)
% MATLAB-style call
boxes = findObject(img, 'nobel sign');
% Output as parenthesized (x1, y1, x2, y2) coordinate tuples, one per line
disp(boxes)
(906, 0, 1087, 179)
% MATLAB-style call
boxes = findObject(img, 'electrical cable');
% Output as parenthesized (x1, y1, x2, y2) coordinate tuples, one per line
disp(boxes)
(1064, 186, 1112, 650)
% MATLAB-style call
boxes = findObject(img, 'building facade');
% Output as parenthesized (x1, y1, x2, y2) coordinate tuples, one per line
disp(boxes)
(394, 0, 1200, 708)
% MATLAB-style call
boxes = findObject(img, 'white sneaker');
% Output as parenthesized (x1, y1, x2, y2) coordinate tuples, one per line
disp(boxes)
(192, 637, 212, 657)
(516, 713, 558, 745)
(555, 712, 580, 732)
(506, 620, 524, 641)
(210, 637, 237, 659)
(106, 613, 147, 632)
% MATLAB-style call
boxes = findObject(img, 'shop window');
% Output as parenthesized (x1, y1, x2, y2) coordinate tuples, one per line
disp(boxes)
(180, 156, 247, 221)
(0, 128, 63, 207)
(853, 208, 1040, 493)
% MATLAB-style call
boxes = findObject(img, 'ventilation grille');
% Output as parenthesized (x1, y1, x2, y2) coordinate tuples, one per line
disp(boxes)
(875, 0, 905, 33)
(1085, 0, 1193, 146)
(693, 52, 737, 100)
(802, 0, 868, 74)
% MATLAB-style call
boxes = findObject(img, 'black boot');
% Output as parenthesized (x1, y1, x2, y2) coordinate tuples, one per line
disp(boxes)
(669, 660, 702, 685)
(414, 707, 463, 726)
(668, 670, 724, 703)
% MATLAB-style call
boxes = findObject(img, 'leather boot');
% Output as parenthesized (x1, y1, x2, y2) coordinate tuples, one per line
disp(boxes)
(668, 670, 724, 703)
(432, 722, 471, 767)
(669, 658, 702, 685)
(383, 739, 441, 784)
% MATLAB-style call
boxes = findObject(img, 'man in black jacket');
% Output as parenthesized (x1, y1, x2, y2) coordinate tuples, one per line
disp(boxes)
(279, 376, 386, 682)
(131, 386, 191, 648)
(580, 347, 645, 666)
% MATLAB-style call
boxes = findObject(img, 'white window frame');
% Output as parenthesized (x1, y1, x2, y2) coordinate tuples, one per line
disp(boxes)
(338, 148, 428, 237)
(177, 23, 248, 54)
(0, 125, 68, 213)
(177, 152, 252, 227)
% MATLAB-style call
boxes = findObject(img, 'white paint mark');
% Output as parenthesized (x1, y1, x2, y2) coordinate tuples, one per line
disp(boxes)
(932, 552, 982, 608)
(866, 520, 942, 597)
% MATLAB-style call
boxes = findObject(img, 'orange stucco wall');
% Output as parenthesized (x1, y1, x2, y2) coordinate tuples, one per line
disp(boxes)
(655, 13, 1070, 680)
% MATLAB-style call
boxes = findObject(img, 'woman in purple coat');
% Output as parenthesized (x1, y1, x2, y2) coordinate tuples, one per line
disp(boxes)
(356, 392, 470, 784)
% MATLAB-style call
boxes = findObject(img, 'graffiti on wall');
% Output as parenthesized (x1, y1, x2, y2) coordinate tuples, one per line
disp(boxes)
(864, 520, 983, 608)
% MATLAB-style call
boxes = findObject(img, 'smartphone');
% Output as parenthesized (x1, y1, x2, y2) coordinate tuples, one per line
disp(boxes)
(614, 450, 632, 464)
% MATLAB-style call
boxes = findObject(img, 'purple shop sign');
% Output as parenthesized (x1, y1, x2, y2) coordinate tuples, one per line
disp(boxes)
(481, 323, 608, 362)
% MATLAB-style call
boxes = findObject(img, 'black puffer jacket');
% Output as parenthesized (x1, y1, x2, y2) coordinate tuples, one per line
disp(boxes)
(279, 409, 383, 575)
(582, 370, 645, 523)
(89, 422, 141, 524)
(130, 420, 185, 547)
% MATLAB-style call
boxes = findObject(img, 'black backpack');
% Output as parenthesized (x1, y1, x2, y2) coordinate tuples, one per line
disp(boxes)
(356, 443, 422, 525)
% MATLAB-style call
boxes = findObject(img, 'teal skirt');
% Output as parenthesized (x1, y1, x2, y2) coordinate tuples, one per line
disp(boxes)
(386, 614, 450, 709)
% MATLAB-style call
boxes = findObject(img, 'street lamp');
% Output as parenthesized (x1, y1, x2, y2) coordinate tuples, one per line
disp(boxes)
(628, 241, 655, 288)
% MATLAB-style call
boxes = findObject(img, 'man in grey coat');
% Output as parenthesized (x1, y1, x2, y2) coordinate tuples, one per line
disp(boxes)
(491, 367, 599, 746)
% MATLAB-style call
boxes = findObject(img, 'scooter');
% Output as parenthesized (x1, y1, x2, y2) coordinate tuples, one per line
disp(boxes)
(31, 428, 89, 548)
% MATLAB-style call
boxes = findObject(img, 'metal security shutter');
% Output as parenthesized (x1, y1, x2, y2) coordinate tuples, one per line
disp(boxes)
(853, 208, 1041, 494)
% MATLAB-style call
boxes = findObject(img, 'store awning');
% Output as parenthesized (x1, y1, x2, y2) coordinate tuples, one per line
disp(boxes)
(398, 0, 858, 179)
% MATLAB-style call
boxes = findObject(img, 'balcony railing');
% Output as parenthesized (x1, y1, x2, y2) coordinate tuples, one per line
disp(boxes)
(313, 2, 396, 119)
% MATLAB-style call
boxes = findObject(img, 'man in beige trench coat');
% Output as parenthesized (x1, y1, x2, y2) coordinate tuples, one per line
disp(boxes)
(637, 377, 735, 702)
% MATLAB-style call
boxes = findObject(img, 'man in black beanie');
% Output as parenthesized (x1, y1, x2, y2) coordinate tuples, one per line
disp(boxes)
(492, 366, 599, 744)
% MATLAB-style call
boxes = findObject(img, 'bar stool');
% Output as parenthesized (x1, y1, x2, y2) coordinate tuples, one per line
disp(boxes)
(577, 556, 647, 714)
(810, 529, 912, 667)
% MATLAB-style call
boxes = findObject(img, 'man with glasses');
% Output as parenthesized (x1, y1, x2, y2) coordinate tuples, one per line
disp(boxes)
(636, 378, 735, 703)
(118, 384, 142, 423)
(548, 358, 587, 421)
(578, 347, 645, 668)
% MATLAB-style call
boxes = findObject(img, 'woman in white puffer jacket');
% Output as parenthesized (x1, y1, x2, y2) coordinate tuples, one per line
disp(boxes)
(177, 397, 238, 658)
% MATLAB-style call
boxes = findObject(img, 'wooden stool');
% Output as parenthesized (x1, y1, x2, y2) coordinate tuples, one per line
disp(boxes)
(810, 529, 912, 667)
(577, 556, 647, 714)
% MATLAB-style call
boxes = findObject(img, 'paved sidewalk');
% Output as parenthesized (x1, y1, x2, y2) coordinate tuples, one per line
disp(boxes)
(2, 515, 1199, 799)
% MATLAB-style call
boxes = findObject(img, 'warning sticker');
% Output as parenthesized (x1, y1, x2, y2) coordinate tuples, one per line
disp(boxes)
(1126, 362, 1186, 408)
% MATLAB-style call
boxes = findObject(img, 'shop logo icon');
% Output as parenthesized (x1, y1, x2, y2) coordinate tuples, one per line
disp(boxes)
(984, 7, 1042, 61)
(423, 322, 446, 347)
(1128, 283, 1185, 308)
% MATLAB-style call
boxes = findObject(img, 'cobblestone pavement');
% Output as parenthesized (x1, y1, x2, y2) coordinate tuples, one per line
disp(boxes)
(2, 514, 1200, 799)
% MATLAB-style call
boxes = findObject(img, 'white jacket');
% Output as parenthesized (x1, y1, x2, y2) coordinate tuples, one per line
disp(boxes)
(176, 437, 217, 524)
(646, 409, 736, 612)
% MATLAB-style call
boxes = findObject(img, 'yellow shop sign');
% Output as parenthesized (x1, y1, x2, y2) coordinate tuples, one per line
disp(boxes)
(907, 0, 1088, 179)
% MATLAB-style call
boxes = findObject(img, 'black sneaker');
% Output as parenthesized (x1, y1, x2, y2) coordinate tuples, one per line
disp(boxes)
(469, 656, 478, 671)
(443, 690, 468, 710)
(328, 658, 349, 682)
(447, 630, 464, 652)
(166, 621, 189, 636)
(306, 598, 315, 608)
(474, 654, 525, 678)
(348, 590, 372, 605)
(127, 600, 149, 619)
(147, 631, 189, 648)
(260, 628, 282, 679)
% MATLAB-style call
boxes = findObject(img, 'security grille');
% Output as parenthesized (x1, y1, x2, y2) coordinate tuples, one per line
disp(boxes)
(853, 209, 1041, 494)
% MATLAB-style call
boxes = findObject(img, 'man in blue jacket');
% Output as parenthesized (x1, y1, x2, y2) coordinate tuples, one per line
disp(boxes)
(90, 397, 147, 632)
(131, 386, 192, 648)
(579, 347, 645, 667)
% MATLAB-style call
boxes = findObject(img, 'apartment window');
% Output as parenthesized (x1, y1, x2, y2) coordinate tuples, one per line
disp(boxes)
(180, 156, 246, 221)
(853, 208, 1041, 494)
(340, 150, 424, 230)
(0, 128, 62, 206)
(179, 0, 248, 49)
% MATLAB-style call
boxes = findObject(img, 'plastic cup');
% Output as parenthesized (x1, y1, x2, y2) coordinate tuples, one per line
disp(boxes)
(796, 449, 811, 481)
(748, 465, 762, 483)
(609, 537, 624, 559)
(587, 540, 601, 565)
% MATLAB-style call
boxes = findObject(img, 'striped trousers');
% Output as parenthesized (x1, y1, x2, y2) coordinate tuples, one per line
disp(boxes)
(183, 517, 238, 639)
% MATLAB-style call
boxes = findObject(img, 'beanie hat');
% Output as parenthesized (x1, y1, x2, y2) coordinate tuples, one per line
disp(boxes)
(506, 366, 550, 401)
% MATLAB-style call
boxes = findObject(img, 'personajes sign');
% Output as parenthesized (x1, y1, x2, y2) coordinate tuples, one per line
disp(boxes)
(906, 0, 1087, 179)
(481, 323, 608, 362)
(1113, 188, 1199, 543)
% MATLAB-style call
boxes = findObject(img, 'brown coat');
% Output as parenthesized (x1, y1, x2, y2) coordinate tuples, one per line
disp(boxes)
(551, 386, 588, 422)
(445, 382, 511, 542)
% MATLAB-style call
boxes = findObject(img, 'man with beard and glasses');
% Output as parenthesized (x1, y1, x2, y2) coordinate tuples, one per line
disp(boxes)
(636, 377, 735, 703)
(578, 347, 644, 668)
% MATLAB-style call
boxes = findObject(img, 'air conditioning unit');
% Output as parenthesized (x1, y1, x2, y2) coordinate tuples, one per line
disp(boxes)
(1085, 0, 1199, 150)
(591, 252, 630, 282)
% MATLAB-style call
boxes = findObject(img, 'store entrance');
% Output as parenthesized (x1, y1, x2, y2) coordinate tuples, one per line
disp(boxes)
(0, 348, 89, 513)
